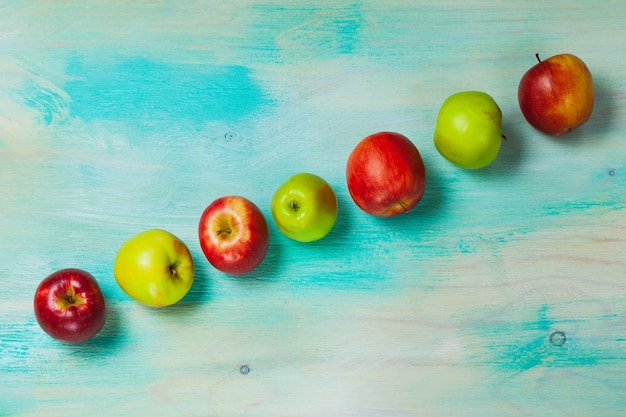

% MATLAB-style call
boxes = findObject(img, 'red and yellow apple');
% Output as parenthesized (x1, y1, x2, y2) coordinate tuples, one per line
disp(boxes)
(518, 53, 594, 137)
(114, 229, 195, 307)
(34, 268, 107, 344)
(346, 131, 426, 217)
(198, 196, 270, 275)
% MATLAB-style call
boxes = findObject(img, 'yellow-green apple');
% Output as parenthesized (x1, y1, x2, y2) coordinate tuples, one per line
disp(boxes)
(518, 53, 594, 137)
(198, 196, 269, 275)
(114, 229, 195, 308)
(271, 173, 338, 242)
(434, 91, 503, 169)
(346, 131, 426, 217)
(34, 268, 107, 344)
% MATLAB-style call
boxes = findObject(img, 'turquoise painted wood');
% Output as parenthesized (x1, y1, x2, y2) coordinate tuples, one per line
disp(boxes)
(1, 1, 625, 416)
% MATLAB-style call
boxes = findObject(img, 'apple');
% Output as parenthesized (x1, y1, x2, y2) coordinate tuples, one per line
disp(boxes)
(34, 268, 107, 344)
(518, 53, 594, 137)
(271, 173, 338, 242)
(198, 196, 269, 275)
(114, 229, 195, 307)
(346, 131, 426, 217)
(433, 91, 503, 169)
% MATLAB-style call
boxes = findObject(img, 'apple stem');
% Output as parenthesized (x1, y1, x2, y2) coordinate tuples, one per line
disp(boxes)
(502, 134, 508, 141)
(535, 53, 541, 63)
(64, 287, 76, 305)
(398, 201, 408, 213)
(170, 265, 178, 279)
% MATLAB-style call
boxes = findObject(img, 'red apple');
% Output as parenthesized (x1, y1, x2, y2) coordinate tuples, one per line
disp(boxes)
(518, 53, 594, 137)
(34, 268, 107, 344)
(198, 195, 270, 275)
(346, 131, 426, 217)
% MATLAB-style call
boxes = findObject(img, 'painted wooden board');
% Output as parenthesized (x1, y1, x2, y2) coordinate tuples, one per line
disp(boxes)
(1, 1, 625, 416)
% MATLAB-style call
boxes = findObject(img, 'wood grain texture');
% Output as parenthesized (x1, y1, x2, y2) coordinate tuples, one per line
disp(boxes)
(1, 1, 625, 416)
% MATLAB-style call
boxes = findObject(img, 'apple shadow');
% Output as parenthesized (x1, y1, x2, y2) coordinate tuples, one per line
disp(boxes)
(481, 112, 527, 175)
(326, 190, 354, 243)
(287, 190, 355, 266)
(589, 76, 618, 133)
(243, 235, 284, 284)
(64, 301, 125, 355)
(421, 156, 448, 217)
(216, 220, 284, 286)
(170, 255, 214, 308)
(131, 254, 215, 317)
(145, 280, 213, 323)
(370, 154, 447, 229)
(230, 188, 353, 285)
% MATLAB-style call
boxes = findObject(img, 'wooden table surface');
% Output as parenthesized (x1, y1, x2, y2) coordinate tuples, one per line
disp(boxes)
(1, 1, 625, 416)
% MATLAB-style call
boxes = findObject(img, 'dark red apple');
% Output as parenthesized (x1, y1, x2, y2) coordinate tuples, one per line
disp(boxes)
(346, 131, 426, 217)
(34, 268, 107, 344)
(518, 53, 594, 137)
(198, 195, 270, 275)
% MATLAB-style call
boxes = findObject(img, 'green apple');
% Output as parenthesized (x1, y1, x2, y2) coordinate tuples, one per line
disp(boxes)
(434, 91, 503, 169)
(271, 173, 338, 242)
(114, 229, 195, 307)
